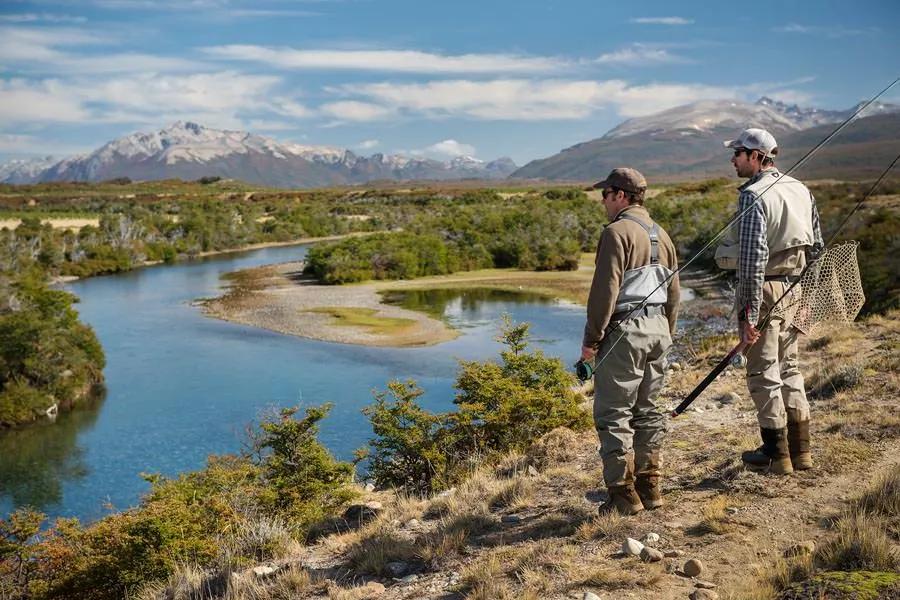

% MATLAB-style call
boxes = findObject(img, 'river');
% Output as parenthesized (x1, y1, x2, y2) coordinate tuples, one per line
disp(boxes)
(0, 244, 587, 523)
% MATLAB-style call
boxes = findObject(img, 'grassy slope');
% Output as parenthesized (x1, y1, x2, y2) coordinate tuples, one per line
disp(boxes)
(143, 304, 900, 600)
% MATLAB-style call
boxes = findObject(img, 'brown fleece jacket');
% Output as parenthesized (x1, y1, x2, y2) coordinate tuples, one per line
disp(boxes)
(583, 204, 680, 348)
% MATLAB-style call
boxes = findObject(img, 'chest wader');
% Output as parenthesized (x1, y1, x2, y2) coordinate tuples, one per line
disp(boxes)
(596, 212, 670, 515)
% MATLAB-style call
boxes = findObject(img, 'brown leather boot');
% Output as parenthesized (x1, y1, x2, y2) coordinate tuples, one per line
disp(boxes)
(634, 450, 663, 509)
(787, 419, 813, 470)
(741, 427, 793, 475)
(598, 485, 644, 516)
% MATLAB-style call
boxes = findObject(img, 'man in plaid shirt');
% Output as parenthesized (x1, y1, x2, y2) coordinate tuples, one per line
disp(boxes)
(720, 128, 823, 475)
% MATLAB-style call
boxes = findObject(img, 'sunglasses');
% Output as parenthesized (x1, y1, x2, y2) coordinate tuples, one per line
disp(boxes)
(733, 148, 750, 157)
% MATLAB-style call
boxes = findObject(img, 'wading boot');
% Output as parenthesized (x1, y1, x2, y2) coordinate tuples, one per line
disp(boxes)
(741, 427, 793, 475)
(598, 485, 644, 516)
(634, 450, 663, 509)
(787, 418, 813, 470)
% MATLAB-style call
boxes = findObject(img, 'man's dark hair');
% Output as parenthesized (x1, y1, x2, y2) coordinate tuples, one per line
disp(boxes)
(617, 187, 645, 205)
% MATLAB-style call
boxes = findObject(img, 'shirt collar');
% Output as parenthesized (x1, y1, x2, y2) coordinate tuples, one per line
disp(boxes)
(739, 167, 781, 191)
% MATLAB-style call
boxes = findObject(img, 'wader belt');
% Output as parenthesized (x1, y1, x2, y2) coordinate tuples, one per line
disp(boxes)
(764, 275, 800, 283)
(610, 303, 666, 326)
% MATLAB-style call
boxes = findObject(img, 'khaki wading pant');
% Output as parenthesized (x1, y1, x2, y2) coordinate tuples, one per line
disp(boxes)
(746, 281, 811, 429)
(593, 313, 671, 488)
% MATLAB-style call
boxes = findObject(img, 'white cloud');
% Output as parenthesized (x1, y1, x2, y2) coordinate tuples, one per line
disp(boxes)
(0, 78, 92, 124)
(425, 139, 475, 158)
(595, 45, 685, 66)
(202, 45, 567, 74)
(0, 71, 291, 128)
(226, 9, 320, 18)
(0, 26, 204, 73)
(630, 17, 693, 25)
(0, 14, 88, 24)
(336, 79, 736, 121)
(772, 24, 876, 37)
(319, 101, 393, 122)
(356, 139, 379, 150)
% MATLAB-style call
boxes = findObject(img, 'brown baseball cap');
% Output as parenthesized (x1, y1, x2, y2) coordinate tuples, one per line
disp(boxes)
(589, 167, 647, 194)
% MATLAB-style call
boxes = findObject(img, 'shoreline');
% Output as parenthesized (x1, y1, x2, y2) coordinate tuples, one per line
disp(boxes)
(50, 232, 374, 286)
(199, 257, 708, 348)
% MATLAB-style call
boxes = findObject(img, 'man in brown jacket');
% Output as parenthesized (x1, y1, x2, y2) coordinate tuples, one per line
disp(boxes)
(581, 168, 680, 515)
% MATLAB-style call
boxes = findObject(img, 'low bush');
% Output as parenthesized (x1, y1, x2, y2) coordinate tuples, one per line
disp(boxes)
(0, 405, 356, 600)
(365, 317, 591, 495)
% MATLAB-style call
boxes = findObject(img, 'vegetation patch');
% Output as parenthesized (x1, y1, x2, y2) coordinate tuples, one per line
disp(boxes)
(306, 306, 417, 335)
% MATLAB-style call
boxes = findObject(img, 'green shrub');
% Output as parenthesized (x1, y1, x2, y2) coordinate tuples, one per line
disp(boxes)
(363, 380, 458, 495)
(365, 318, 591, 495)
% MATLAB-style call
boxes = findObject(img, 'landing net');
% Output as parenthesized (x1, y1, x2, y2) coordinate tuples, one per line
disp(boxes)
(772, 241, 865, 334)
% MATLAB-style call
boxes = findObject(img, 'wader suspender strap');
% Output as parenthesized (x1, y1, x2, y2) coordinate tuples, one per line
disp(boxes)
(616, 213, 659, 265)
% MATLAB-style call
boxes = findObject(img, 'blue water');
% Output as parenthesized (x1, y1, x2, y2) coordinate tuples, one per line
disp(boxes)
(0, 245, 586, 523)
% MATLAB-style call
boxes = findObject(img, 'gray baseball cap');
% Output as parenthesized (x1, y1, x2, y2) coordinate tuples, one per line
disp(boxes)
(724, 128, 778, 155)
(590, 167, 647, 194)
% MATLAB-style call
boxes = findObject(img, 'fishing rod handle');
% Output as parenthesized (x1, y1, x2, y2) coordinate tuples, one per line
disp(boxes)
(671, 341, 746, 417)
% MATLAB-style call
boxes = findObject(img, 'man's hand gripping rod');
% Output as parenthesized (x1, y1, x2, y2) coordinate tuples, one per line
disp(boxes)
(671, 150, 900, 418)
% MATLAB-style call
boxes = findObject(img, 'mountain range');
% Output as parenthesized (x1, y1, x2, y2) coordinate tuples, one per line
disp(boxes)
(3, 96, 898, 187)
(511, 97, 900, 181)
(2, 122, 517, 188)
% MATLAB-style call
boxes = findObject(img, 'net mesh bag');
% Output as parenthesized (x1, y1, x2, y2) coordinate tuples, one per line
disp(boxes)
(771, 241, 865, 334)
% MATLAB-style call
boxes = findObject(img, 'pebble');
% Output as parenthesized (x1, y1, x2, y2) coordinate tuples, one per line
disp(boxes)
(718, 392, 741, 405)
(642, 532, 660, 545)
(640, 547, 664, 563)
(663, 521, 684, 530)
(664, 549, 683, 558)
(683, 558, 704, 577)
(690, 590, 719, 600)
(364, 482, 376, 492)
(583, 593, 601, 600)
(252, 565, 277, 578)
(386, 561, 408, 577)
(695, 580, 718, 589)
(783, 540, 816, 557)
(623, 537, 645, 556)
(501, 514, 522, 524)
(669, 362, 682, 371)
(692, 406, 705, 414)
(725, 507, 739, 515)
(399, 574, 420, 584)
(527, 465, 540, 477)
(405, 518, 421, 529)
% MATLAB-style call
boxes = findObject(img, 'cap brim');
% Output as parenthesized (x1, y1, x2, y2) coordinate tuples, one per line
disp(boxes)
(723, 139, 740, 149)
(589, 179, 610, 190)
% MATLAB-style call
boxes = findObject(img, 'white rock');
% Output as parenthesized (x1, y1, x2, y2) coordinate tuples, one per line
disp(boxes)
(642, 532, 660, 545)
(669, 362, 682, 371)
(252, 565, 277, 578)
(364, 482, 376, 492)
(623, 537, 645, 556)
(583, 593, 602, 600)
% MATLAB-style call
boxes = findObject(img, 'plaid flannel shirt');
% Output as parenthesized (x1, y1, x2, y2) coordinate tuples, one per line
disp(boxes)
(737, 168, 823, 324)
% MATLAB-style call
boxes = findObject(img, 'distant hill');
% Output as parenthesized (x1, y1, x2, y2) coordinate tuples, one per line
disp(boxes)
(3, 122, 517, 188)
(511, 98, 900, 182)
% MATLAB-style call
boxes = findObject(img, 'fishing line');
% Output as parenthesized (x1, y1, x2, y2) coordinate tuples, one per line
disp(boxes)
(588, 76, 899, 371)
(672, 150, 900, 416)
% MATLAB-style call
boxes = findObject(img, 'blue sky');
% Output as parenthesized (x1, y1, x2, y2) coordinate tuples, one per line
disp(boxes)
(1, 0, 898, 164)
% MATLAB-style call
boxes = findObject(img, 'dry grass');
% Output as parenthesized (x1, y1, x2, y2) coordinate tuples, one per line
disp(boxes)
(816, 510, 898, 572)
(691, 494, 745, 535)
(574, 511, 629, 542)
(816, 434, 877, 473)
(489, 476, 535, 510)
(524, 427, 581, 469)
(343, 521, 417, 576)
(574, 561, 665, 592)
